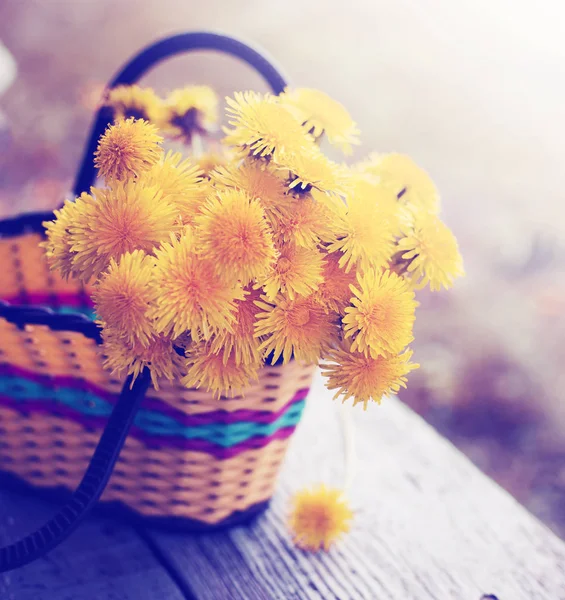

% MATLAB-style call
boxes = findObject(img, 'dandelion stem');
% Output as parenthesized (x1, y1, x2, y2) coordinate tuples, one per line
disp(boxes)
(190, 132, 204, 158)
(339, 402, 357, 494)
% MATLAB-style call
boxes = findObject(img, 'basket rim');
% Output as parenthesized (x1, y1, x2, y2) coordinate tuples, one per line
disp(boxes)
(0, 299, 101, 342)
(0, 210, 52, 239)
(0, 210, 99, 340)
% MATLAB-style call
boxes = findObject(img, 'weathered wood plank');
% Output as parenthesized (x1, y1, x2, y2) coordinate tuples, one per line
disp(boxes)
(143, 371, 565, 600)
(0, 489, 186, 600)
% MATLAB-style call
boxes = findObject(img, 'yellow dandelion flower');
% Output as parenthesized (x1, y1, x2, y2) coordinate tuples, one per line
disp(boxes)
(144, 151, 203, 202)
(142, 151, 206, 225)
(210, 287, 264, 366)
(171, 181, 211, 228)
(94, 117, 163, 182)
(281, 88, 360, 154)
(274, 146, 350, 196)
(149, 230, 244, 340)
(321, 344, 419, 409)
(255, 295, 337, 364)
(42, 195, 92, 280)
(275, 194, 335, 249)
(196, 148, 230, 176)
(177, 181, 213, 228)
(310, 186, 350, 221)
(69, 180, 178, 282)
(351, 172, 411, 234)
(161, 85, 219, 142)
(343, 269, 417, 358)
(105, 85, 164, 123)
(260, 243, 324, 301)
(182, 342, 259, 398)
(195, 188, 277, 285)
(211, 159, 293, 229)
(92, 250, 155, 347)
(101, 326, 184, 390)
(223, 91, 312, 157)
(288, 484, 353, 551)
(328, 178, 398, 272)
(357, 153, 440, 215)
(397, 214, 464, 291)
(314, 251, 357, 315)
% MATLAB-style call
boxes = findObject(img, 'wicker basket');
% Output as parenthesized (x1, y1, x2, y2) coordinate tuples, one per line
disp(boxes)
(0, 33, 313, 534)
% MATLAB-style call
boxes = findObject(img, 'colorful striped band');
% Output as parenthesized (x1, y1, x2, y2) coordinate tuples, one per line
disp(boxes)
(0, 364, 309, 458)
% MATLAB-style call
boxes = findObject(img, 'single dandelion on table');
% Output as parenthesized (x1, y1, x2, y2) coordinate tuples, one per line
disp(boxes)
(195, 187, 277, 285)
(321, 343, 419, 409)
(255, 295, 338, 365)
(94, 117, 163, 182)
(92, 250, 156, 348)
(397, 213, 465, 291)
(280, 87, 361, 155)
(343, 268, 418, 358)
(288, 484, 353, 551)
(149, 230, 244, 341)
(105, 84, 164, 123)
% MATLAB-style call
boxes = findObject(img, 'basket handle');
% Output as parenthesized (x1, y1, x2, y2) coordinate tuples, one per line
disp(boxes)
(0, 369, 151, 572)
(0, 32, 287, 572)
(73, 31, 288, 197)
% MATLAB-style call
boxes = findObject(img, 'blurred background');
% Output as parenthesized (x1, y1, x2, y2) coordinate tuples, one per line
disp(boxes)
(1, 0, 564, 538)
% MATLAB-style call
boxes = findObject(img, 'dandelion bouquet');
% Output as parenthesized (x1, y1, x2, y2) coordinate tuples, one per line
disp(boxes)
(43, 84, 463, 408)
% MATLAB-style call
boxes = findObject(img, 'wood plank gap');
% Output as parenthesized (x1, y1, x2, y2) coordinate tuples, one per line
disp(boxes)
(133, 524, 199, 600)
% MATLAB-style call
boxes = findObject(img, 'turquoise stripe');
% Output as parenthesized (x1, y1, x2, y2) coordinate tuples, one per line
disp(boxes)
(134, 402, 304, 446)
(0, 378, 111, 416)
(56, 306, 97, 320)
(0, 375, 305, 447)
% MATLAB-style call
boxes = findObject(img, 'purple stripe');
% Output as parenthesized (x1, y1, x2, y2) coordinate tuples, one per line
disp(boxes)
(139, 427, 297, 457)
(3, 292, 94, 308)
(0, 363, 310, 426)
(141, 390, 309, 425)
(0, 392, 114, 431)
(0, 394, 297, 459)
(0, 363, 120, 404)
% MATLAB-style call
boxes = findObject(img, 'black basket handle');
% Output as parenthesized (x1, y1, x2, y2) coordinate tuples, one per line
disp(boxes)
(0, 31, 287, 573)
(73, 31, 288, 197)
(0, 370, 151, 572)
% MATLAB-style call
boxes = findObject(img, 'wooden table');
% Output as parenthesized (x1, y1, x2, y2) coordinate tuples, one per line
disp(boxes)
(1, 372, 564, 599)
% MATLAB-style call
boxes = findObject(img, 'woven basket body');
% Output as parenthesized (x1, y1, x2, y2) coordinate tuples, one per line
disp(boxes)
(0, 233, 315, 528)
